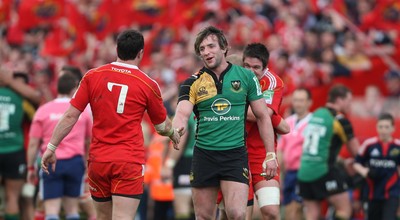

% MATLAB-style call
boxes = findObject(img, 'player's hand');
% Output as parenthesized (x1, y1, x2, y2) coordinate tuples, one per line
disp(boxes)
(27, 169, 38, 184)
(169, 127, 184, 150)
(160, 165, 173, 183)
(41, 149, 57, 175)
(261, 152, 278, 180)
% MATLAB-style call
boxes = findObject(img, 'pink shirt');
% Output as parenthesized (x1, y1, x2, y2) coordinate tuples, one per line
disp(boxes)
(30, 98, 92, 160)
(278, 113, 312, 170)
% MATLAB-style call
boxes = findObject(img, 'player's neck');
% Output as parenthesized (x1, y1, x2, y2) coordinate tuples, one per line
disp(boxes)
(116, 58, 140, 67)
(325, 102, 339, 112)
(211, 61, 229, 77)
(57, 94, 71, 99)
(379, 135, 393, 143)
(297, 111, 309, 120)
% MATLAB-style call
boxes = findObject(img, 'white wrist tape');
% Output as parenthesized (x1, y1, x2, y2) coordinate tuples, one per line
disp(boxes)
(166, 128, 175, 137)
(165, 158, 176, 168)
(262, 152, 277, 169)
(47, 143, 57, 152)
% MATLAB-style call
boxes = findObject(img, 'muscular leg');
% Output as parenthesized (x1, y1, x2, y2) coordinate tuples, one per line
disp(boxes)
(92, 200, 112, 220)
(173, 189, 193, 219)
(192, 186, 218, 220)
(62, 197, 80, 219)
(284, 201, 303, 220)
(220, 180, 248, 220)
(112, 195, 140, 220)
(254, 179, 280, 220)
(4, 179, 24, 215)
(303, 199, 321, 220)
(328, 191, 351, 220)
(43, 198, 62, 219)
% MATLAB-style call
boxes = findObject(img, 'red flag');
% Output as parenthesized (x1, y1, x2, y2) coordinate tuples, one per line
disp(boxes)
(170, 0, 202, 29)
(127, 0, 169, 26)
(17, 0, 65, 30)
(0, 0, 12, 25)
(85, 0, 114, 40)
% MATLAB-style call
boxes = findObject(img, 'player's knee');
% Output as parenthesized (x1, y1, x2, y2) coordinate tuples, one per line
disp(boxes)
(261, 205, 280, 220)
(224, 207, 246, 220)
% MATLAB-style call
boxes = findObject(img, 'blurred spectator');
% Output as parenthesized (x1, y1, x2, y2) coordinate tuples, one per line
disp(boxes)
(337, 36, 372, 71)
(320, 47, 351, 78)
(384, 69, 400, 98)
(351, 85, 385, 118)
(382, 69, 400, 118)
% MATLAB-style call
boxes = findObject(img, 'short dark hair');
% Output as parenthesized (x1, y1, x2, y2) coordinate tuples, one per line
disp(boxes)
(295, 87, 312, 100)
(57, 73, 79, 95)
(61, 65, 82, 81)
(194, 26, 228, 56)
(378, 113, 394, 125)
(327, 84, 351, 103)
(13, 71, 29, 84)
(116, 29, 144, 61)
(243, 43, 270, 69)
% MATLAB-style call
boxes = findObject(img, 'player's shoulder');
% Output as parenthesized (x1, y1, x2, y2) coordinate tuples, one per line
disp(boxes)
(181, 68, 206, 86)
(267, 68, 284, 86)
(359, 137, 379, 154)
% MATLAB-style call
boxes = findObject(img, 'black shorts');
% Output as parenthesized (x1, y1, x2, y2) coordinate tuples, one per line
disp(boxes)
(173, 156, 192, 189)
(298, 166, 348, 200)
(368, 197, 399, 220)
(0, 149, 27, 180)
(190, 146, 249, 188)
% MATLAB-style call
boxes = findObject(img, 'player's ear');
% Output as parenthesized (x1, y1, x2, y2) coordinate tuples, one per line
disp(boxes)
(137, 49, 144, 60)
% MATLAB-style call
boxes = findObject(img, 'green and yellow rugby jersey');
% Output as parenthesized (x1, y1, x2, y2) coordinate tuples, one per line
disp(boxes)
(298, 107, 351, 182)
(0, 87, 26, 153)
(178, 63, 263, 150)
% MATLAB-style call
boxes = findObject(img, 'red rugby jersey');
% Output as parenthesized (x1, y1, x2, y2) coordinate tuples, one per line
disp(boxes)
(71, 62, 167, 163)
(246, 69, 284, 158)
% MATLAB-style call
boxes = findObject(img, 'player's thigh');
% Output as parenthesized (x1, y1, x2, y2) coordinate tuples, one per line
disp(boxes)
(254, 179, 280, 207)
(327, 191, 351, 212)
(112, 195, 141, 220)
(92, 200, 112, 220)
(192, 186, 219, 218)
(220, 180, 248, 214)
(173, 188, 192, 215)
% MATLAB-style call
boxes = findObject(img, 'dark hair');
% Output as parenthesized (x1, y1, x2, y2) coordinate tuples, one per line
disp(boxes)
(13, 71, 29, 84)
(194, 26, 228, 56)
(243, 43, 270, 69)
(327, 84, 351, 103)
(295, 87, 312, 100)
(57, 73, 79, 95)
(61, 65, 82, 81)
(116, 29, 144, 61)
(378, 113, 395, 125)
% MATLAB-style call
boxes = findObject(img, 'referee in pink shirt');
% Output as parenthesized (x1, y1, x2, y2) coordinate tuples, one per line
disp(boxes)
(278, 88, 312, 220)
(26, 73, 92, 220)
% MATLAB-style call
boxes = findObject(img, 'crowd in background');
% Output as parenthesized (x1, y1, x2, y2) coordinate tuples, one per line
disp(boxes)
(1, 0, 400, 219)
(0, 0, 399, 115)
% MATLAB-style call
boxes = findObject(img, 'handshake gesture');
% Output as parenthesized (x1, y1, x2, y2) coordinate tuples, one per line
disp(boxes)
(168, 127, 185, 150)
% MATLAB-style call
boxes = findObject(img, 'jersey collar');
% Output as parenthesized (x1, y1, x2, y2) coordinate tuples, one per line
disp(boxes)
(111, 61, 139, 70)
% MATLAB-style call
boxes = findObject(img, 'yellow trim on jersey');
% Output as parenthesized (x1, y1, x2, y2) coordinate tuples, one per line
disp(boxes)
(23, 100, 36, 121)
(189, 73, 217, 104)
(333, 120, 347, 143)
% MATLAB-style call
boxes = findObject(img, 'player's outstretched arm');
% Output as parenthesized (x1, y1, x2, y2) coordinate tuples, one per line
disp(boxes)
(42, 105, 82, 174)
(250, 98, 277, 179)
